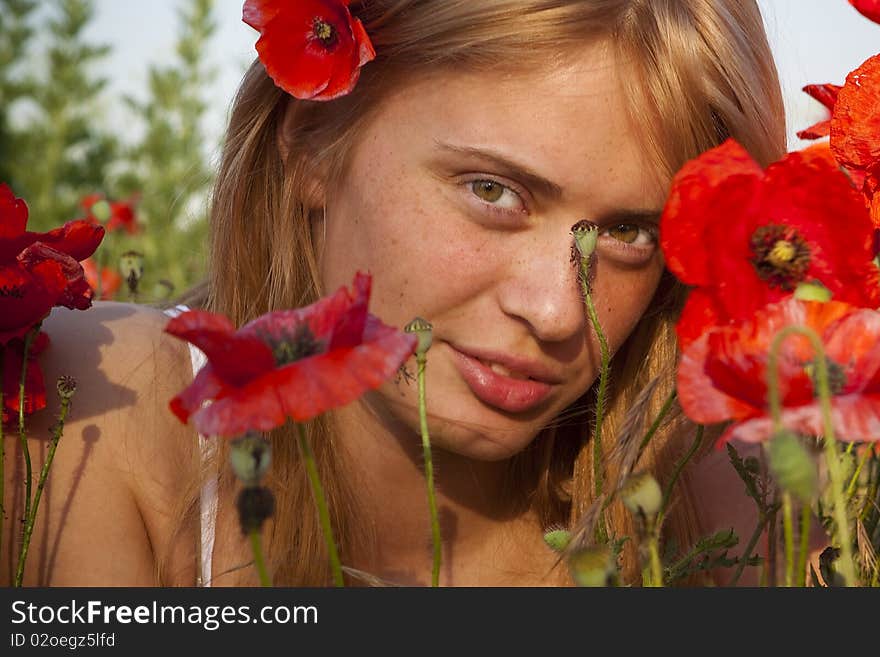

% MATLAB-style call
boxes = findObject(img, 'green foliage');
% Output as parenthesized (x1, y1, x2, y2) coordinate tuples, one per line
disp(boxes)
(116, 0, 218, 296)
(4, 0, 116, 228)
(0, 0, 38, 186)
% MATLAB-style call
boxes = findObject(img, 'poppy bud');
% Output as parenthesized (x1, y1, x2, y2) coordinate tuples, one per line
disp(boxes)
(230, 432, 271, 486)
(619, 472, 663, 518)
(236, 486, 275, 535)
(568, 545, 618, 587)
(543, 528, 571, 553)
(571, 220, 599, 260)
(118, 250, 144, 294)
(90, 199, 112, 223)
(404, 317, 432, 355)
(56, 375, 77, 400)
(794, 281, 832, 303)
(768, 430, 818, 502)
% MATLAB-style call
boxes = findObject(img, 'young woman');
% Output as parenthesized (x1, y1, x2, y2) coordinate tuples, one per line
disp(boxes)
(3, 0, 786, 586)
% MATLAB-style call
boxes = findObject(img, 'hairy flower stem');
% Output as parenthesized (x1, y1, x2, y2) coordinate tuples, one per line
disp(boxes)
(638, 389, 677, 456)
(729, 512, 770, 586)
(249, 529, 271, 587)
(645, 518, 663, 587)
(797, 504, 810, 587)
(579, 261, 610, 543)
(17, 327, 38, 535)
(14, 390, 70, 587)
(416, 352, 442, 587)
(767, 326, 855, 586)
(296, 423, 344, 587)
(657, 425, 704, 529)
(782, 492, 794, 587)
(846, 448, 871, 500)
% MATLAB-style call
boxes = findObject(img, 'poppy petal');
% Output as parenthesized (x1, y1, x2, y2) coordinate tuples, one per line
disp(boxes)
(169, 365, 226, 426)
(165, 310, 276, 385)
(849, 0, 880, 23)
(831, 54, 880, 172)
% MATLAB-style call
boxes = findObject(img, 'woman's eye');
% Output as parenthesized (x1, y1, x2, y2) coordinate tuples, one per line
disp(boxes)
(469, 180, 524, 211)
(604, 223, 654, 246)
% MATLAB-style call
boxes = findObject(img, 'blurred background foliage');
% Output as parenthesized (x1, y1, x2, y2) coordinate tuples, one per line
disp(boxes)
(0, 0, 218, 301)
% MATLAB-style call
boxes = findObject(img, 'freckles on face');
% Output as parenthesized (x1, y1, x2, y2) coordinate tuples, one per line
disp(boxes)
(318, 40, 669, 459)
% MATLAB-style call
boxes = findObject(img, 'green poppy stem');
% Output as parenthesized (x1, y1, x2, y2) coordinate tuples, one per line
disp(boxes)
(415, 352, 442, 587)
(782, 491, 794, 587)
(638, 389, 677, 455)
(728, 511, 770, 586)
(767, 325, 855, 587)
(657, 425, 704, 530)
(296, 422, 344, 587)
(249, 529, 271, 587)
(17, 327, 38, 539)
(796, 503, 810, 587)
(646, 519, 663, 587)
(846, 448, 871, 500)
(579, 261, 610, 543)
(14, 387, 70, 587)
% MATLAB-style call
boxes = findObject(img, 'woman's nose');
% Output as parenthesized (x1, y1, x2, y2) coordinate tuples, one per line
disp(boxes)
(495, 234, 586, 343)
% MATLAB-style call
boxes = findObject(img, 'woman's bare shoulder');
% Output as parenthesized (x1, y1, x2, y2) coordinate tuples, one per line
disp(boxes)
(2, 302, 199, 585)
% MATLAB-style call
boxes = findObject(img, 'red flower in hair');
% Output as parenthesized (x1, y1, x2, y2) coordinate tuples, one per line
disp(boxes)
(82, 257, 123, 300)
(831, 54, 880, 174)
(660, 140, 880, 348)
(796, 83, 841, 140)
(243, 0, 376, 101)
(166, 272, 416, 437)
(2, 331, 50, 425)
(678, 297, 880, 446)
(849, 0, 880, 23)
(0, 184, 104, 344)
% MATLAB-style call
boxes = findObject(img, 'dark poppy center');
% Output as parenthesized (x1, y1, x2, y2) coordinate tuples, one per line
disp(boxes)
(312, 18, 338, 49)
(750, 224, 811, 290)
(804, 357, 847, 396)
(265, 324, 325, 367)
(0, 284, 25, 299)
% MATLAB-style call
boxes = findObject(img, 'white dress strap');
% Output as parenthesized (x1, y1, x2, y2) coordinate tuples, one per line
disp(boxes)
(164, 304, 218, 587)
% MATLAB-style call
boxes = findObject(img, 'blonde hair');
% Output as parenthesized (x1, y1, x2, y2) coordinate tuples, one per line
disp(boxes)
(164, 0, 786, 586)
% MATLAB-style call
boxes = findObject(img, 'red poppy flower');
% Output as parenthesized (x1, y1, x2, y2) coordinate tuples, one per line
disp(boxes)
(831, 54, 880, 174)
(850, 0, 880, 23)
(243, 0, 376, 101)
(796, 83, 842, 140)
(0, 184, 104, 344)
(2, 331, 50, 425)
(82, 257, 123, 300)
(80, 194, 139, 234)
(166, 272, 417, 437)
(678, 297, 880, 446)
(660, 139, 880, 348)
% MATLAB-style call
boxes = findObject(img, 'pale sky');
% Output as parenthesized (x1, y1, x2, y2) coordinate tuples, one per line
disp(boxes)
(85, 0, 880, 156)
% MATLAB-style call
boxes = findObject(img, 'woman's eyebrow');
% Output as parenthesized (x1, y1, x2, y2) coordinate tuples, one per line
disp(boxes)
(597, 209, 663, 225)
(433, 141, 564, 200)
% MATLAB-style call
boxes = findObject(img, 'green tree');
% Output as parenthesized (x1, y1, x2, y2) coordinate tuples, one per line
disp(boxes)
(0, 0, 38, 187)
(5, 0, 116, 229)
(118, 0, 217, 295)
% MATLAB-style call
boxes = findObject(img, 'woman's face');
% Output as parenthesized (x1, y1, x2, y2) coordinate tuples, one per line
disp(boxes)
(317, 41, 667, 460)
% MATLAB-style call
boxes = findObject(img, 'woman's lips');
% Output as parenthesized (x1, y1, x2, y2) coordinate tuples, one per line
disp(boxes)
(449, 347, 553, 413)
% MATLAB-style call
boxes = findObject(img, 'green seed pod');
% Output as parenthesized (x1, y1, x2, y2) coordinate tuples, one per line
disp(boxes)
(619, 472, 663, 518)
(794, 281, 832, 303)
(90, 199, 112, 223)
(568, 546, 617, 587)
(404, 317, 433, 355)
(571, 220, 599, 260)
(543, 528, 571, 553)
(230, 433, 272, 486)
(56, 375, 78, 400)
(768, 430, 818, 503)
(236, 486, 275, 534)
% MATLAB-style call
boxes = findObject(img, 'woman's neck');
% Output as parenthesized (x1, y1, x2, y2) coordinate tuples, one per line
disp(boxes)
(332, 400, 565, 586)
